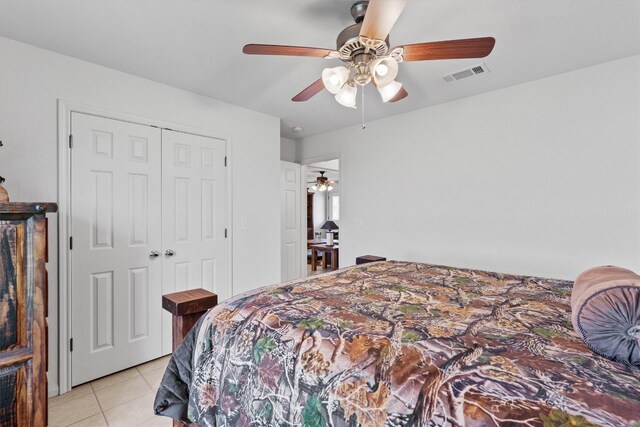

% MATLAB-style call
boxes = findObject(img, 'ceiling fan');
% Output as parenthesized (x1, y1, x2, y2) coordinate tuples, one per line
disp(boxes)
(308, 171, 338, 192)
(243, 0, 495, 108)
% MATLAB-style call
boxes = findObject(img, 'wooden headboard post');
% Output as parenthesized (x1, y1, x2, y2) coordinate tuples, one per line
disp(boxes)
(162, 288, 218, 351)
(162, 289, 217, 426)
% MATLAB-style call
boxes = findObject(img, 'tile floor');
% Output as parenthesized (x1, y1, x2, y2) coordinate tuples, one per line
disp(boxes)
(48, 356, 173, 427)
(48, 267, 329, 426)
(307, 264, 329, 276)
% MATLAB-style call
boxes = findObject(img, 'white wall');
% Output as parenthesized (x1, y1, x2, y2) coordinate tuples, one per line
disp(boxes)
(281, 137, 297, 162)
(299, 55, 640, 280)
(312, 191, 327, 234)
(0, 37, 281, 395)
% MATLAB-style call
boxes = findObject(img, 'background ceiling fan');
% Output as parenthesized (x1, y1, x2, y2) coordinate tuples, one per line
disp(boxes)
(243, 0, 495, 108)
(308, 171, 338, 192)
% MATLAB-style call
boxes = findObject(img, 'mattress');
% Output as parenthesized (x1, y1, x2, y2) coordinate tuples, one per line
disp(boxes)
(154, 261, 640, 426)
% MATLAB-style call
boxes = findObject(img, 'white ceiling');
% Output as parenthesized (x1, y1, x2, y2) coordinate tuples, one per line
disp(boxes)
(308, 160, 340, 183)
(0, 0, 638, 139)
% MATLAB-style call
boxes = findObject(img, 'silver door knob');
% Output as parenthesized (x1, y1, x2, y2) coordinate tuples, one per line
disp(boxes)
(165, 249, 175, 256)
(150, 250, 159, 258)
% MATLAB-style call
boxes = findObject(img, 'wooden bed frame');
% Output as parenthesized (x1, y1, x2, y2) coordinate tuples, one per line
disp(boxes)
(162, 288, 217, 351)
(162, 288, 218, 427)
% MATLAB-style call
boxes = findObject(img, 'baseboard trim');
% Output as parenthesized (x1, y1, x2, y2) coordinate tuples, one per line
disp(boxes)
(48, 384, 60, 398)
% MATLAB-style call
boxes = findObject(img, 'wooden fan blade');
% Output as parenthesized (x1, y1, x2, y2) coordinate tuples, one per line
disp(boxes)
(401, 37, 495, 61)
(292, 79, 325, 102)
(243, 44, 336, 58)
(359, 0, 408, 42)
(389, 86, 408, 103)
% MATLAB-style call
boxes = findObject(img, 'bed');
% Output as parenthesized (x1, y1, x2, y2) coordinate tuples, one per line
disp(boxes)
(154, 261, 640, 426)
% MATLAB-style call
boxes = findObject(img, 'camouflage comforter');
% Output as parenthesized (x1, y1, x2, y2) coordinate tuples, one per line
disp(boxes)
(154, 261, 640, 426)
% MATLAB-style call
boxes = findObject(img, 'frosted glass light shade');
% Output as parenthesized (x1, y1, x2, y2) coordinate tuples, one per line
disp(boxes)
(377, 80, 403, 102)
(370, 57, 398, 87)
(322, 66, 350, 94)
(335, 81, 357, 108)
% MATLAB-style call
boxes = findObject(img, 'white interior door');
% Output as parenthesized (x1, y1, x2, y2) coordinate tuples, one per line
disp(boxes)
(71, 113, 162, 385)
(280, 161, 303, 281)
(161, 130, 227, 354)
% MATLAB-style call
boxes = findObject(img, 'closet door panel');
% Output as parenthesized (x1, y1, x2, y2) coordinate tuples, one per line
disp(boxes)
(161, 130, 227, 354)
(71, 113, 162, 385)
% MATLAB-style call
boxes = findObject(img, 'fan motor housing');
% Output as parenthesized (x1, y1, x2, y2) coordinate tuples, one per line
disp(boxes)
(337, 2, 390, 62)
(350, 0, 368, 23)
(336, 23, 389, 61)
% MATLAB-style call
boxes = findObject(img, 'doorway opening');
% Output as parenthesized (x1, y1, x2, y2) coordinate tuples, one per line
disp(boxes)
(305, 159, 340, 276)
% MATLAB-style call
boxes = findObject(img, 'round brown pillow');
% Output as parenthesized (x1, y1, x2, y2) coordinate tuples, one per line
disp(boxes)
(572, 265, 640, 367)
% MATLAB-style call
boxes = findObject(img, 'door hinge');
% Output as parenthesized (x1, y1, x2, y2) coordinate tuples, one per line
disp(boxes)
(69, 134, 73, 148)
(224, 156, 227, 167)
(224, 228, 228, 238)
(69, 236, 73, 250)
(70, 338, 73, 352)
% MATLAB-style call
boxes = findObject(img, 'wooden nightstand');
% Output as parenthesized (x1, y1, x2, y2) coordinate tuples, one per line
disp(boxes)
(356, 255, 387, 265)
(311, 244, 339, 271)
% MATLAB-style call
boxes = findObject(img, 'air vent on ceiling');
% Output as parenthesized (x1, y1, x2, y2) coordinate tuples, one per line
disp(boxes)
(443, 63, 490, 83)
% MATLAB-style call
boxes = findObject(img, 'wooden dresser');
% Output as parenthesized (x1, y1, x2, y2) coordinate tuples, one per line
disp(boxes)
(0, 203, 57, 426)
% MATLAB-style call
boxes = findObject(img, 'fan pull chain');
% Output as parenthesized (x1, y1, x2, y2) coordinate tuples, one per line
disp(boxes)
(361, 89, 365, 129)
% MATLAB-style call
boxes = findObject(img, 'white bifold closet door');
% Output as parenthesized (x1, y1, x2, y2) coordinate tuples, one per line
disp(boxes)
(71, 113, 163, 385)
(160, 129, 227, 354)
(71, 114, 227, 385)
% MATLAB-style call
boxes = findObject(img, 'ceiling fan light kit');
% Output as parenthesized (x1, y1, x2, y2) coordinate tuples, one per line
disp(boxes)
(322, 66, 350, 94)
(323, 52, 402, 107)
(243, 0, 495, 110)
(378, 80, 403, 102)
(335, 80, 358, 108)
(370, 56, 399, 86)
(309, 171, 335, 192)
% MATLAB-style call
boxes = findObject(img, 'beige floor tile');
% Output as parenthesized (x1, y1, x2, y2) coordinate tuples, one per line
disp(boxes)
(103, 392, 156, 427)
(307, 265, 329, 276)
(91, 367, 141, 391)
(137, 416, 174, 426)
(69, 413, 108, 426)
(141, 366, 165, 390)
(48, 383, 94, 408)
(48, 392, 102, 427)
(137, 355, 171, 374)
(94, 375, 152, 411)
